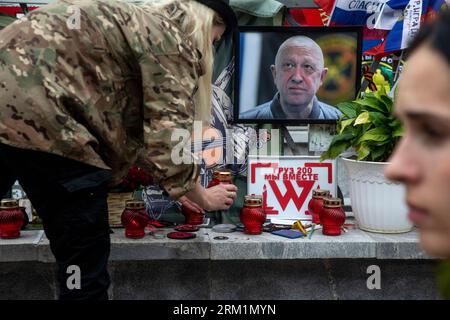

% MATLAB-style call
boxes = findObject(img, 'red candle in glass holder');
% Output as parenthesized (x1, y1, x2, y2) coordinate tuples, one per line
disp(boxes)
(185, 170, 234, 225)
(0, 199, 24, 239)
(121, 200, 150, 238)
(244, 194, 263, 203)
(181, 204, 205, 225)
(207, 170, 232, 188)
(307, 189, 330, 224)
(240, 196, 266, 235)
(320, 197, 346, 236)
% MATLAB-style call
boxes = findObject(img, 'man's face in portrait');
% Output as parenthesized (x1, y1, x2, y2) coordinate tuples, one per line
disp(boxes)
(271, 43, 327, 111)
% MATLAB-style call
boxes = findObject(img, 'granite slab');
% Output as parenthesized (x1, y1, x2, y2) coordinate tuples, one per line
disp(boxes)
(0, 230, 44, 262)
(208, 227, 376, 260)
(109, 228, 211, 261)
(365, 228, 431, 259)
(0, 224, 432, 262)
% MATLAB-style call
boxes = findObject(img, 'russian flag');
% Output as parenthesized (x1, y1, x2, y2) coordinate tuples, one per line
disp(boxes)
(363, 28, 390, 52)
(374, 0, 409, 30)
(285, 8, 329, 26)
(366, 0, 444, 57)
(314, 0, 337, 17)
(329, 0, 388, 27)
(284, 1, 337, 26)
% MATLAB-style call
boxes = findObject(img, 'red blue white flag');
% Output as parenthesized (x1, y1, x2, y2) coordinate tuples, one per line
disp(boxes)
(328, 0, 387, 27)
(366, 0, 444, 57)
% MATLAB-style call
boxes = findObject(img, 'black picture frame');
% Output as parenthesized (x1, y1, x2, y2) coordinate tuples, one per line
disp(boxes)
(233, 26, 363, 125)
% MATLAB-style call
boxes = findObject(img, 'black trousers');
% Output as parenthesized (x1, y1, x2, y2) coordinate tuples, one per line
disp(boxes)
(0, 143, 113, 300)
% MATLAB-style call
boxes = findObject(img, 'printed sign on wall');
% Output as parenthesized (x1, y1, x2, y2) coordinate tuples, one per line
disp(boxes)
(247, 156, 337, 221)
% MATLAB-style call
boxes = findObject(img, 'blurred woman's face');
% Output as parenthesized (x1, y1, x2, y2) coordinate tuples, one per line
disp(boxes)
(385, 44, 450, 258)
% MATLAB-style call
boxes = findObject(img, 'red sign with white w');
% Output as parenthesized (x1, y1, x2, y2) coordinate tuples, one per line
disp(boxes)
(248, 156, 336, 220)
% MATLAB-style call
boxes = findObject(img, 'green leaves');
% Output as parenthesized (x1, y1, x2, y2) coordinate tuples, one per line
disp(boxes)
(355, 143, 370, 160)
(355, 95, 387, 113)
(339, 118, 355, 134)
(321, 90, 403, 162)
(354, 111, 370, 125)
(357, 127, 390, 144)
(320, 131, 355, 160)
(436, 260, 450, 300)
(337, 102, 358, 118)
(392, 122, 404, 137)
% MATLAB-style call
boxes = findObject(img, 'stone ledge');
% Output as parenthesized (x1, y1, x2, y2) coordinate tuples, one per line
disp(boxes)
(0, 222, 432, 262)
(0, 230, 44, 262)
(208, 228, 376, 259)
(366, 230, 431, 259)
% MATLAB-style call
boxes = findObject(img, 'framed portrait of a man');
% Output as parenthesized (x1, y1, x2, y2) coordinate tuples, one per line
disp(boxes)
(234, 26, 363, 124)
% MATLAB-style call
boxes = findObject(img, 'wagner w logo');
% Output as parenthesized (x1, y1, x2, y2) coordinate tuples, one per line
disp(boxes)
(249, 159, 336, 220)
(266, 180, 315, 215)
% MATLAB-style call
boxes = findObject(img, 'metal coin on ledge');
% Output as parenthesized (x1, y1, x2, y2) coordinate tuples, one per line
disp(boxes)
(213, 236, 229, 240)
(212, 224, 237, 233)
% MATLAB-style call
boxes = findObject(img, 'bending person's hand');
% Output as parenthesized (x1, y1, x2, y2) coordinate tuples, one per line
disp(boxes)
(184, 180, 238, 211)
(202, 183, 238, 211)
(178, 195, 204, 214)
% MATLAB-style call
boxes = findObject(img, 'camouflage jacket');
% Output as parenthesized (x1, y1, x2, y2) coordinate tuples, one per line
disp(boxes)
(0, 13, 16, 30)
(0, 0, 203, 199)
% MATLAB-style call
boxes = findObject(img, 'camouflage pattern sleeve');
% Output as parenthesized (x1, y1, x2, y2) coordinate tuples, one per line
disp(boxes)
(0, 0, 122, 173)
(64, 0, 204, 199)
(135, 52, 202, 200)
(0, 13, 16, 30)
(0, 0, 202, 198)
(87, 0, 203, 198)
(104, 2, 203, 199)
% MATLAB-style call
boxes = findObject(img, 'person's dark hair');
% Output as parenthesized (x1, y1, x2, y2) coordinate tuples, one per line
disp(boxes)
(409, 9, 450, 66)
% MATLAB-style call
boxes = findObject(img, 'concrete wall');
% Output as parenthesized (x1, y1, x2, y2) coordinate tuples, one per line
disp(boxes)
(0, 259, 441, 300)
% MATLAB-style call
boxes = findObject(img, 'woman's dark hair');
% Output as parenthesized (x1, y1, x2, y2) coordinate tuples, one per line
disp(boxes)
(409, 9, 450, 65)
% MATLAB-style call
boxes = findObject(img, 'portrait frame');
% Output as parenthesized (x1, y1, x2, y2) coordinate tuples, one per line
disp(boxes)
(233, 26, 363, 125)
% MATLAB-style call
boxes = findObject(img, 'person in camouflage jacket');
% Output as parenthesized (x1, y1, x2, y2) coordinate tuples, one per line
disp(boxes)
(0, 13, 16, 30)
(0, 0, 237, 300)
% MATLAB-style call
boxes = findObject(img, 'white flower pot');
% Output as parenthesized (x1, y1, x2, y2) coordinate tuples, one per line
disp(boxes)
(342, 157, 413, 233)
